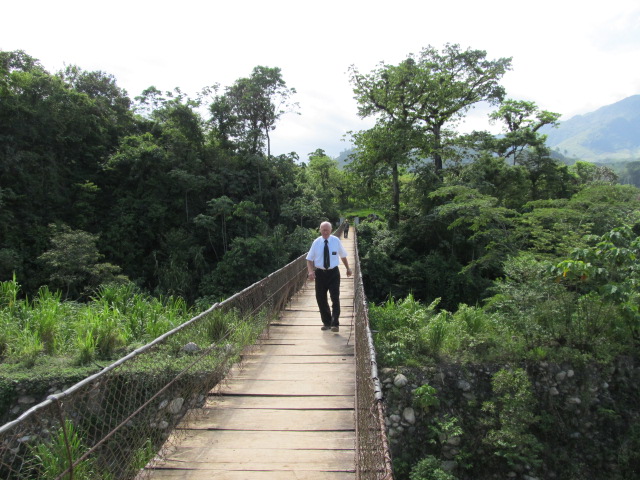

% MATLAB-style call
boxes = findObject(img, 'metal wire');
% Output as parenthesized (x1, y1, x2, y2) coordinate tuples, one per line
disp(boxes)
(0, 224, 393, 479)
(353, 227, 395, 479)
(0, 255, 308, 480)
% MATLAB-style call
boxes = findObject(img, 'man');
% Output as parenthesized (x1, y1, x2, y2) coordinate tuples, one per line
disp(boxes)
(306, 221, 352, 332)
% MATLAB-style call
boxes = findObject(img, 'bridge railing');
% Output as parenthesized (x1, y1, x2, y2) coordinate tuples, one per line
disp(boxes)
(353, 227, 394, 480)
(0, 252, 309, 480)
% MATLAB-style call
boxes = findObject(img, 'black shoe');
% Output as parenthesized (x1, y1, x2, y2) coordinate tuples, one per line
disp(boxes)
(331, 325, 339, 332)
(321, 325, 331, 330)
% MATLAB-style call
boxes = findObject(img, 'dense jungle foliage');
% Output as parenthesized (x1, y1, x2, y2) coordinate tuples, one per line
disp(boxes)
(0, 50, 351, 307)
(2, 45, 639, 479)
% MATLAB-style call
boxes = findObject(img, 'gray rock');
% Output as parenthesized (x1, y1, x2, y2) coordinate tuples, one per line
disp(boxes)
(549, 387, 560, 396)
(457, 380, 471, 391)
(168, 397, 184, 414)
(403, 407, 416, 425)
(447, 436, 462, 446)
(394, 374, 408, 388)
(556, 371, 567, 382)
(442, 460, 457, 472)
(182, 342, 200, 353)
(567, 397, 582, 405)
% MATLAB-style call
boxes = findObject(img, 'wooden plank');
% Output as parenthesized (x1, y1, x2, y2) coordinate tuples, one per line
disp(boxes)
(216, 379, 354, 396)
(259, 337, 355, 344)
(169, 429, 354, 449)
(145, 470, 354, 480)
(188, 408, 354, 431)
(146, 236, 358, 479)
(237, 355, 354, 365)
(205, 395, 353, 410)
(159, 447, 354, 468)
(226, 361, 354, 376)
(245, 345, 353, 356)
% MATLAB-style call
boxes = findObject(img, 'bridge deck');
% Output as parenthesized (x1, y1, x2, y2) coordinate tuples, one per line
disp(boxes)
(146, 233, 356, 479)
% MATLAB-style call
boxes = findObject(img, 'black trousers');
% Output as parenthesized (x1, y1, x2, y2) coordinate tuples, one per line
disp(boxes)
(315, 268, 341, 326)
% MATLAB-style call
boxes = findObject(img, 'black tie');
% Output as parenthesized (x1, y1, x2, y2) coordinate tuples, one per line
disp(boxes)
(323, 239, 330, 269)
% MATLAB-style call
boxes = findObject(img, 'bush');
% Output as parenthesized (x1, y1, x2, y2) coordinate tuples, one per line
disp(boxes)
(409, 455, 456, 480)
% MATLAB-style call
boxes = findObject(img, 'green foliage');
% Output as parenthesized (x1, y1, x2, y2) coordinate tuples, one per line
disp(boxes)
(369, 295, 440, 366)
(31, 419, 96, 480)
(409, 455, 456, 480)
(488, 99, 561, 166)
(0, 279, 193, 366)
(37, 224, 126, 300)
(413, 383, 440, 412)
(130, 438, 157, 473)
(0, 49, 320, 306)
(481, 368, 543, 470)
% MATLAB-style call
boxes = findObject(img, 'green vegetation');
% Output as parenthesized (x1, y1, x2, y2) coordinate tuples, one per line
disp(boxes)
(347, 45, 639, 480)
(0, 51, 344, 305)
(3, 43, 640, 479)
(0, 279, 192, 367)
(30, 420, 98, 480)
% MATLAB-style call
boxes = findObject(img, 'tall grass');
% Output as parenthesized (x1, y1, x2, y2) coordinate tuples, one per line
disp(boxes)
(0, 279, 195, 366)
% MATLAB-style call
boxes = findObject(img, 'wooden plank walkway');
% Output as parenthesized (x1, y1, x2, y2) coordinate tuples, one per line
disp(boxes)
(146, 233, 356, 479)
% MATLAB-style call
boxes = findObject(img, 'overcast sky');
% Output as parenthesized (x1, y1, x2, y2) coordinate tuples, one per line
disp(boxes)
(3, 0, 639, 159)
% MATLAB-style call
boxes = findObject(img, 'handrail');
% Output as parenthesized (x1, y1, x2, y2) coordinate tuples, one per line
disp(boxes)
(0, 251, 308, 480)
(0, 222, 393, 479)
(353, 226, 394, 479)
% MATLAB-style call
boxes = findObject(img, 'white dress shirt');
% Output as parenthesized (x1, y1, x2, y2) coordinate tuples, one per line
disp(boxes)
(306, 235, 347, 269)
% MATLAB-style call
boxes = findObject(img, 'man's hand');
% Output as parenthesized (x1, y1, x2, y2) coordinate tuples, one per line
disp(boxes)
(308, 271, 316, 281)
(346, 268, 352, 277)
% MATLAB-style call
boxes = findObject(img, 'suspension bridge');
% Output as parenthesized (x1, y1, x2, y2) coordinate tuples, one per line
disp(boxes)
(0, 227, 393, 479)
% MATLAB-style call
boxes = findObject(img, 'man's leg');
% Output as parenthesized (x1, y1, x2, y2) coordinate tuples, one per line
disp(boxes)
(328, 269, 341, 327)
(315, 271, 332, 327)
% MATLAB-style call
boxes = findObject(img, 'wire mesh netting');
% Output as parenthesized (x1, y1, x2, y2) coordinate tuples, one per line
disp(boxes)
(0, 253, 308, 480)
(353, 227, 394, 480)
(0, 224, 393, 479)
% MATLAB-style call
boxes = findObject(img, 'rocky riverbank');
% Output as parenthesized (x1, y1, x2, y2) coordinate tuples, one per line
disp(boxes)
(380, 357, 640, 479)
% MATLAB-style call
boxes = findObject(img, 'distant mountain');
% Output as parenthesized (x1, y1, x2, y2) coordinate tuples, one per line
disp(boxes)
(542, 95, 640, 162)
(334, 149, 354, 168)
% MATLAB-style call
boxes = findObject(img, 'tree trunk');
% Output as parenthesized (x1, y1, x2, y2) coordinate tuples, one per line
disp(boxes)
(266, 128, 271, 158)
(391, 160, 400, 228)
(433, 124, 443, 173)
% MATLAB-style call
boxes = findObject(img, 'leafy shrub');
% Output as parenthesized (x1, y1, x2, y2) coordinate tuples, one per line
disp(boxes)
(409, 455, 456, 480)
(413, 383, 440, 412)
(31, 420, 96, 480)
(0, 279, 193, 366)
(481, 368, 542, 471)
(369, 295, 440, 366)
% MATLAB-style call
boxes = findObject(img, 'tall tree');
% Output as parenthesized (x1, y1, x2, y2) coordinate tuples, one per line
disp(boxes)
(349, 58, 424, 226)
(218, 66, 298, 157)
(488, 99, 561, 165)
(350, 44, 512, 173)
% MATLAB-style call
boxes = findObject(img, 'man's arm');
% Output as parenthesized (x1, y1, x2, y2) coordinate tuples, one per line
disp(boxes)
(307, 259, 316, 281)
(341, 256, 352, 277)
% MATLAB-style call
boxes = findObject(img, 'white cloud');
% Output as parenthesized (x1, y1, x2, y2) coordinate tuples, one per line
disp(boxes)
(3, 0, 638, 158)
